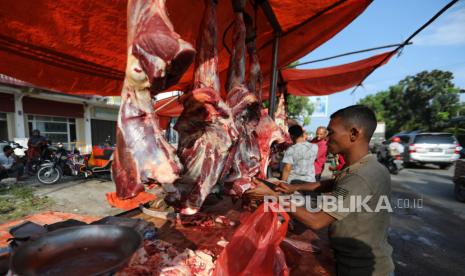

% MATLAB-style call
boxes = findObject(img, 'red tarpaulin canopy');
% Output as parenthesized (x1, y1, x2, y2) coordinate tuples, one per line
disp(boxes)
(153, 51, 395, 118)
(0, 0, 371, 96)
(262, 51, 395, 100)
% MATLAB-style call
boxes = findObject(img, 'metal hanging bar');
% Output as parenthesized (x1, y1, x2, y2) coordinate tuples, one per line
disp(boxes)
(286, 42, 413, 68)
(257, 0, 282, 118)
(268, 34, 280, 118)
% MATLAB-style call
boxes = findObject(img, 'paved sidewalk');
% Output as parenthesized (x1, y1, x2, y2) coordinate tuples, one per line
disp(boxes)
(33, 178, 120, 217)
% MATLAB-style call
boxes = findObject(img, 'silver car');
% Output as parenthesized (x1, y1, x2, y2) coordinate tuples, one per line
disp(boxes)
(400, 132, 461, 169)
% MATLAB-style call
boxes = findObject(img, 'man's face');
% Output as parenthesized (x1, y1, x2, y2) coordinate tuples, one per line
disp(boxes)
(5, 149, 13, 156)
(316, 128, 327, 141)
(327, 117, 351, 154)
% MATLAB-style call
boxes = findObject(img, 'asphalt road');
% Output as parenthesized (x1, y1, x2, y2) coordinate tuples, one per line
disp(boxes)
(390, 165, 465, 276)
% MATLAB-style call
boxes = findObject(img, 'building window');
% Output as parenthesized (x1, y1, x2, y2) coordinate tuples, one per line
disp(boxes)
(0, 113, 7, 140)
(27, 115, 76, 146)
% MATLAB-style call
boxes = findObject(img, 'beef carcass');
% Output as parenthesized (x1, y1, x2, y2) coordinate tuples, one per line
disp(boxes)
(223, 86, 261, 195)
(112, 0, 195, 199)
(244, 12, 263, 102)
(224, 0, 247, 93)
(275, 93, 289, 134)
(256, 109, 289, 178)
(222, 5, 263, 196)
(174, 0, 237, 214)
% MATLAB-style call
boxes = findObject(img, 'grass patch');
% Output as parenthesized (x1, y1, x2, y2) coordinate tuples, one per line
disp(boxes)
(0, 185, 53, 223)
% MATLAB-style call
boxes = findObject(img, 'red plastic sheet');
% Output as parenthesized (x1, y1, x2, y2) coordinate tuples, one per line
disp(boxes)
(214, 203, 289, 276)
(0, 0, 371, 96)
(105, 191, 156, 211)
(278, 51, 394, 97)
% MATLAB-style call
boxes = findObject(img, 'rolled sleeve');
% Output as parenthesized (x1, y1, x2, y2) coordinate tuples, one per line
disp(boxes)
(320, 174, 373, 220)
(282, 147, 294, 165)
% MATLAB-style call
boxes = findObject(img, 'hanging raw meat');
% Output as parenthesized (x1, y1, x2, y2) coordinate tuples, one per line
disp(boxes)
(112, 0, 195, 199)
(256, 109, 289, 178)
(222, 5, 262, 196)
(130, 0, 196, 94)
(174, 0, 238, 214)
(275, 93, 289, 135)
(244, 12, 264, 102)
(223, 87, 261, 196)
(224, 0, 247, 93)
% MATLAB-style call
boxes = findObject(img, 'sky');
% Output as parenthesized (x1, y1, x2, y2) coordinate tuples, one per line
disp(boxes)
(299, 0, 465, 133)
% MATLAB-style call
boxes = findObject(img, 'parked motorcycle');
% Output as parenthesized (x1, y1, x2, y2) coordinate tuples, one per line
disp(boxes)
(28, 139, 55, 174)
(37, 144, 113, 185)
(36, 145, 69, 184)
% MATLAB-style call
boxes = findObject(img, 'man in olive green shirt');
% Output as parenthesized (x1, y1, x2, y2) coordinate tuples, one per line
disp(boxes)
(246, 105, 394, 276)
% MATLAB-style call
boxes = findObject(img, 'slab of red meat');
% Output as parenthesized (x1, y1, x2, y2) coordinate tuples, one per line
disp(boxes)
(244, 12, 263, 102)
(112, 0, 194, 199)
(256, 109, 290, 178)
(117, 240, 215, 276)
(174, 0, 237, 214)
(113, 89, 183, 199)
(129, 0, 196, 94)
(223, 86, 261, 196)
(224, 0, 247, 93)
(275, 93, 289, 134)
(222, 5, 263, 196)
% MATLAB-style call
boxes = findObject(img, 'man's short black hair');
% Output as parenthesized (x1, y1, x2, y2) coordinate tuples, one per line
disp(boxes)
(330, 105, 377, 141)
(288, 125, 304, 142)
(3, 145, 12, 152)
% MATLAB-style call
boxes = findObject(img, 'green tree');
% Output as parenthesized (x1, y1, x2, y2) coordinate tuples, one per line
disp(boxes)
(358, 70, 462, 137)
(286, 95, 314, 126)
(263, 95, 314, 126)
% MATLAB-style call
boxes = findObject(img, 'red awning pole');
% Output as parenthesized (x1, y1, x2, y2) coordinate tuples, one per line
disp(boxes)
(258, 0, 282, 118)
(268, 33, 280, 118)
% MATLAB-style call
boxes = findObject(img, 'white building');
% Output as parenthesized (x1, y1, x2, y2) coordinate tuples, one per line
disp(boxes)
(0, 75, 119, 153)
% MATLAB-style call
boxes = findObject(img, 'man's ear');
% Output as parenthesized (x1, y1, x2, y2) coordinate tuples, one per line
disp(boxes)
(349, 127, 361, 142)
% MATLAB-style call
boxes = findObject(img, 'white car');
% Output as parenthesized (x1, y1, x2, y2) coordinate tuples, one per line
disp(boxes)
(399, 132, 461, 169)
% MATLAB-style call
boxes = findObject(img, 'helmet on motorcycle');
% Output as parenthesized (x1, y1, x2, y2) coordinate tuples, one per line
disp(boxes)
(392, 137, 401, 143)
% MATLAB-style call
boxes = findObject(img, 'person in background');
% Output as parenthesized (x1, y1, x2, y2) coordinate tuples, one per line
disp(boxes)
(311, 126, 328, 181)
(388, 136, 404, 157)
(329, 153, 346, 177)
(0, 145, 25, 181)
(281, 125, 318, 183)
(26, 129, 47, 174)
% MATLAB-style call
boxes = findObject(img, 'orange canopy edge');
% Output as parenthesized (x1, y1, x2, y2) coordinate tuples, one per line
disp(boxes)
(0, 0, 372, 96)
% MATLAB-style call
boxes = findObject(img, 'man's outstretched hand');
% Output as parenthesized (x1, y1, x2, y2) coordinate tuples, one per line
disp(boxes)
(245, 179, 278, 200)
(274, 181, 297, 194)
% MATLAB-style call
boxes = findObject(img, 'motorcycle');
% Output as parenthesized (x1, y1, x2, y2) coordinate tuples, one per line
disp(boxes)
(27, 139, 55, 174)
(376, 143, 403, 175)
(36, 145, 69, 184)
(37, 144, 113, 185)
